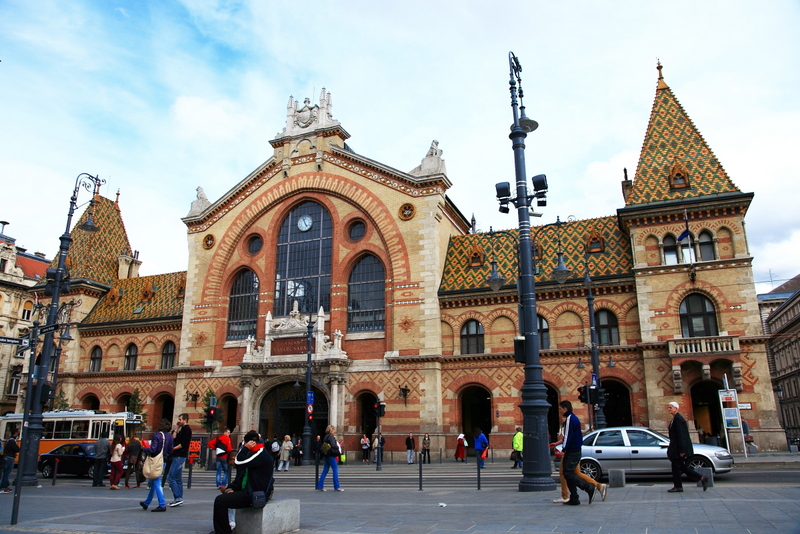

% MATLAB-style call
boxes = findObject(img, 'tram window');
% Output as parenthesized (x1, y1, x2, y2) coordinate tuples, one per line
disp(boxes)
(72, 420, 89, 439)
(54, 420, 72, 439)
(42, 421, 55, 439)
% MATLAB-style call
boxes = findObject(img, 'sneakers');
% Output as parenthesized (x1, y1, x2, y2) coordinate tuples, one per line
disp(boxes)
(334, 488, 344, 492)
(599, 483, 608, 501)
(587, 487, 596, 505)
(315, 488, 326, 492)
(0, 488, 13, 494)
(139, 501, 148, 510)
(168, 499, 183, 507)
(553, 497, 569, 503)
(151, 506, 167, 512)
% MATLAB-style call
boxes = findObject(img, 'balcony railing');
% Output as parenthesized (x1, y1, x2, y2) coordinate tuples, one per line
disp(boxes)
(668, 335, 740, 356)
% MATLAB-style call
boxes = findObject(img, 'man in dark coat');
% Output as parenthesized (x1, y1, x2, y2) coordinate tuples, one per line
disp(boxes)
(212, 430, 274, 534)
(666, 401, 708, 492)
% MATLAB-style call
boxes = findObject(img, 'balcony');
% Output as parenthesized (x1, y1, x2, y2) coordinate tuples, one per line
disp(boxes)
(668, 335, 740, 356)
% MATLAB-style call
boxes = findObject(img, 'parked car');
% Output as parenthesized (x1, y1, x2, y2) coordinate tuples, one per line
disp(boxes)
(37, 442, 114, 479)
(555, 426, 734, 481)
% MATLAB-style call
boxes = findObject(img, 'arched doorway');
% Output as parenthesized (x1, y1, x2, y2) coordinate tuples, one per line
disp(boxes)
(154, 394, 174, 424)
(460, 385, 492, 455)
(223, 396, 238, 433)
(117, 393, 131, 413)
(602, 379, 632, 427)
(546, 385, 560, 442)
(82, 394, 100, 411)
(259, 383, 329, 442)
(691, 380, 723, 445)
(358, 392, 378, 438)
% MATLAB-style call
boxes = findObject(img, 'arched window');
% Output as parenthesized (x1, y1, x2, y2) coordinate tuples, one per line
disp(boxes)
(89, 346, 102, 372)
(538, 315, 550, 350)
(460, 319, 484, 355)
(6, 365, 21, 395)
(347, 255, 385, 332)
(161, 341, 176, 369)
(680, 234, 695, 264)
(698, 231, 715, 261)
(227, 269, 259, 340)
(595, 309, 620, 345)
(22, 301, 33, 321)
(663, 236, 678, 265)
(124, 344, 138, 371)
(680, 294, 719, 338)
(274, 201, 332, 315)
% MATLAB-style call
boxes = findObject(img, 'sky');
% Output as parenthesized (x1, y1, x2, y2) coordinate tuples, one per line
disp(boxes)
(1, 1, 799, 296)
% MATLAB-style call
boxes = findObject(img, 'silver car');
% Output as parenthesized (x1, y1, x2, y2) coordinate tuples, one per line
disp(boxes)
(558, 426, 734, 481)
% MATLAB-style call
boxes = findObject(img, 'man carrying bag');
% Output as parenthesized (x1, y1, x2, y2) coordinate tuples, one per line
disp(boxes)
(211, 431, 274, 534)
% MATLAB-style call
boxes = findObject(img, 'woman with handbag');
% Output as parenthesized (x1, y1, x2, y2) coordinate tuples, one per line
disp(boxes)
(454, 433, 466, 462)
(277, 435, 293, 471)
(315, 425, 342, 491)
(139, 419, 174, 512)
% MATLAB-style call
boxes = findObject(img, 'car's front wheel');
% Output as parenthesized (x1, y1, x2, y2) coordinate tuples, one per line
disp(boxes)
(686, 455, 712, 472)
(580, 459, 602, 481)
(41, 463, 54, 478)
(86, 464, 95, 479)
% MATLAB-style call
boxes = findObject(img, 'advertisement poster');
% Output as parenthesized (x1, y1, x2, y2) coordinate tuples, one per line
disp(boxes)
(724, 407, 741, 429)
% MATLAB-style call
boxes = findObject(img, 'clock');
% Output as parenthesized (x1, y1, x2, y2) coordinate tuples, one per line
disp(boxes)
(297, 215, 313, 232)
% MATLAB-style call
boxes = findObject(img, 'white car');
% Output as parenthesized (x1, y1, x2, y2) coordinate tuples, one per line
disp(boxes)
(556, 426, 734, 481)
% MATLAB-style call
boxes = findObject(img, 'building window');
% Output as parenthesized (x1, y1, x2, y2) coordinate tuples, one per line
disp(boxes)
(161, 341, 176, 369)
(680, 234, 695, 263)
(460, 319, 484, 355)
(7, 366, 21, 395)
(124, 344, 138, 371)
(247, 234, 263, 255)
(274, 201, 332, 316)
(227, 269, 260, 340)
(663, 236, 678, 265)
(0, 259, 6, 273)
(698, 231, 715, 261)
(348, 220, 366, 242)
(347, 255, 385, 332)
(22, 301, 33, 321)
(89, 346, 102, 372)
(538, 315, 550, 350)
(595, 309, 620, 345)
(680, 294, 719, 338)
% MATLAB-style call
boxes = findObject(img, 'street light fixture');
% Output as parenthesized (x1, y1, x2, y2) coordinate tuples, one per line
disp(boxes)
(20, 172, 104, 487)
(494, 51, 556, 492)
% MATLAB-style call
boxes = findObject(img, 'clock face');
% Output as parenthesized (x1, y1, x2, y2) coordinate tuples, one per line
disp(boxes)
(297, 215, 313, 232)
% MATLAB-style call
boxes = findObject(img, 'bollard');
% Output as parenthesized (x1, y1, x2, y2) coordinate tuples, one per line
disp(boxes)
(476, 450, 481, 490)
(608, 469, 626, 488)
(52, 459, 59, 486)
(419, 452, 423, 491)
(695, 467, 714, 488)
(187, 458, 193, 489)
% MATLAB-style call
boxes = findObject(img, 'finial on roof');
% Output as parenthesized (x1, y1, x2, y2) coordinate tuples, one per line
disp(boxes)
(656, 59, 669, 89)
(115, 189, 120, 204)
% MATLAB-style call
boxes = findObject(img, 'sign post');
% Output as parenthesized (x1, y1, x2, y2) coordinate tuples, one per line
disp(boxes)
(718, 387, 747, 458)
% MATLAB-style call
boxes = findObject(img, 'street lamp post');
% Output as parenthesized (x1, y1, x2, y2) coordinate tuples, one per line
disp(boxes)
(496, 52, 556, 492)
(776, 385, 790, 451)
(302, 318, 314, 465)
(581, 251, 607, 429)
(20, 173, 104, 486)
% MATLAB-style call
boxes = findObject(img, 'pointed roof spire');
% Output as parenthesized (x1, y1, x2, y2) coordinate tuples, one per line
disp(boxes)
(657, 59, 669, 90)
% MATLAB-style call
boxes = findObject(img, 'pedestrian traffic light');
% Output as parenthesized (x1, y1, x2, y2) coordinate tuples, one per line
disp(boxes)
(204, 407, 216, 427)
(577, 385, 588, 404)
(378, 402, 385, 417)
(373, 403, 380, 417)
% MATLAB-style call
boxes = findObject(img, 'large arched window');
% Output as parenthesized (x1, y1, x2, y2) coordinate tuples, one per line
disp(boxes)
(161, 341, 176, 369)
(663, 236, 678, 265)
(680, 294, 719, 338)
(698, 231, 715, 261)
(124, 344, 138, 371)
(538, 315, 550, 350)
(460, 319, 484, 355)
(89, 346, 102, 372)
(347, 255, 385, 332)
(595, 309, 620, 345)
(227, 269, 260, 340)
(274, 201, 332, 316)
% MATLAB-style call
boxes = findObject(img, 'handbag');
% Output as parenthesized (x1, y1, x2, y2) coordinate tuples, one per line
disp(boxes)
(480, 447, 489, 460)
(249, 475, 273, 509)
(509, 450, 517, 461)
(320, 442, 332, 455)
(142, 432, 164, 479)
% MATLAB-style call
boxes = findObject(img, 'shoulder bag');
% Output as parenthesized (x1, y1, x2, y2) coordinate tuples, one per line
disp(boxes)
(142, 432, 165, 479)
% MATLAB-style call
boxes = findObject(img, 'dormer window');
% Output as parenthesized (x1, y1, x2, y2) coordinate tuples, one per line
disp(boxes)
(669, 160, 691, 189)
(586, 230, 605, 254)
(469, 244, 485, 269)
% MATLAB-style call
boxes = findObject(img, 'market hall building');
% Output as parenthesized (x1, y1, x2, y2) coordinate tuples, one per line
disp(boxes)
(29, 66, 785, 456)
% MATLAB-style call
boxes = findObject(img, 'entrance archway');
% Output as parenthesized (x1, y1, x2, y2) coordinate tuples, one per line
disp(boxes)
(82, 394, 100, 411)
(546, 385, 559, 442)
(259, 383, 329, 442)
(460, 385, 492, 455)
(691, 380, 723, 445)
(358, 392, 378, 438)
(154, 394, 174, 424)
(602, 379, 632, 427)
(223, 396, 238, 432)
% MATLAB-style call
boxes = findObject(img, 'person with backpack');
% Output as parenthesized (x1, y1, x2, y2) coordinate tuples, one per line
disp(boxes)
(208, 428, 233, 491)
(212, 430, 274, 534)
(270, 435, 281, 470)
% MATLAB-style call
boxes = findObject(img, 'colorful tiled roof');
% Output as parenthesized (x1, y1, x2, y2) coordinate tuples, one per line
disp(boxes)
(625, 65, 740, 206)
(82, 271, 186, 325)
(53, 196, 133, 287)
(439, 216, 632, 294)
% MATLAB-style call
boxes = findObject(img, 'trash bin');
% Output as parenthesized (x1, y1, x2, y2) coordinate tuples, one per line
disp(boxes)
(706, 436, 719, 447)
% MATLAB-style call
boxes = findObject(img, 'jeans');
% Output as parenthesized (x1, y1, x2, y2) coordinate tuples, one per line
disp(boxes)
(143, 476, 166, 508)
(92, 457, 106, 486)
(166, 456, 186, 500)
(278, 460, 290, 471)
(316, 455, 340, 490)
(1, 456, 13, 489)
(215, 458, 230, 487)
(476, 449, 485, 468)
(562, 451, 593, 500)
(514, 450, 523, 468)
(406, 450, 414, 464)
(421, 449, 430, 463)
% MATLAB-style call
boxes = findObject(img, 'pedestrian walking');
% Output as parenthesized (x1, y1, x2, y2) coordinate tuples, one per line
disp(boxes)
(473, 428, 488, 468)
(109, 432, 125, 489)
(512, 427, 523, 468)
(92, 432, 110, 487)
(139, 418, 174, 512)
(277, 435, 293, 471)
(293, 438, 303, 466)
(124, 435, 144, 488)
(454, 433, 466, 462)
(208, 428, 233, 490)
(666, 401, 708, 492)
(549, 414, 607, 503)
(421, 433, 431, 464)
(0, 428, 19, 493)
(405, 432, 416, 464)
(316, 425, 343, 491)
(559, 401, 596, 505)
(167, 413, 191, 507)
(270, 435, 281, 469)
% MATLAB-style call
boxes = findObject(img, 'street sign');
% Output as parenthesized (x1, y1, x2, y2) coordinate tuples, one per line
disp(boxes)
(39, 324, 60, 335)
(306, 404, 314, 414)
(591, 373, 598, 387)
(0, 336, 28, 346)
(738, 402, 752, 410)
(307, 391, 314, 405)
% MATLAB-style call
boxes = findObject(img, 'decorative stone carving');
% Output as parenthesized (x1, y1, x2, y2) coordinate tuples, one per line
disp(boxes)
(702, 364, 711, 381)
(187, 186, 211, 217)
(672, 365, 683, 394)
(251, 303, 347, 363)
(276, 89, 340, 139)
(732, 362, 743, 392)
(409, 140, 447, 177)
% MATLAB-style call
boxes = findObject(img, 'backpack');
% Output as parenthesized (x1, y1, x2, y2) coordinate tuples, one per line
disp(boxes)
(271, 440, 280, 453)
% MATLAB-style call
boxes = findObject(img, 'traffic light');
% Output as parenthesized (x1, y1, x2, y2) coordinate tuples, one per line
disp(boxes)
(577, 385, 588, 404)
(589, 387, 605, 405)
(513, 336, 526, 364)
(204, 407, 217, 428)
(373, 402, 386, 418)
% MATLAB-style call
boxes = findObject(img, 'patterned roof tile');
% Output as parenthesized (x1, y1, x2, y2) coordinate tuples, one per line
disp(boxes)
(82, 271, 186, 324)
